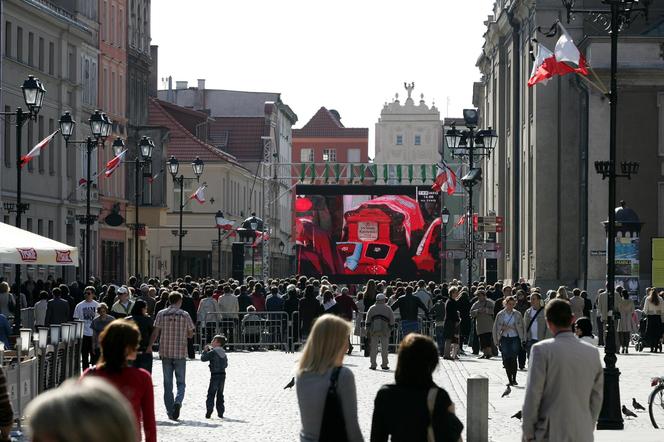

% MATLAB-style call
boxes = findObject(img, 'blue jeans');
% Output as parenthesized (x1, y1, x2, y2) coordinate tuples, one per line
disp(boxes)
(499, 336, 521, 360)
(162, 358, 187, 415)
(206, 373, 226, 416)
(401, 320, 420, 336)
(435, 325, 445, 355)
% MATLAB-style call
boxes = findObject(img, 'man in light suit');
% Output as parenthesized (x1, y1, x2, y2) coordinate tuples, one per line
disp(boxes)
(522, 299, 603, 442)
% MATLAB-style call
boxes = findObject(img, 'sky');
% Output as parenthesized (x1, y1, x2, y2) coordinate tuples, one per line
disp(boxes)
(152, 0, 496, 157)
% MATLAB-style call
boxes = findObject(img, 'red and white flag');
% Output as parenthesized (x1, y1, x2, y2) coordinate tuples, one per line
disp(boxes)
(252, 230, 269, 247)
(147, 169, 163, 184)
(104, 150, 126, 177)
(528, 44, 560, 87)
(555, 23, 589, 75)
(19, 130, 59, 168)
(432, 162, 457, 195)
(189, 183, 207, 204)
(216, 216, 235, 231)
(455, 214, 466, 227)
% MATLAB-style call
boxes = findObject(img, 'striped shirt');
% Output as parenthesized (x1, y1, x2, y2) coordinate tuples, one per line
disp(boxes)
(154, 307, 195, 360)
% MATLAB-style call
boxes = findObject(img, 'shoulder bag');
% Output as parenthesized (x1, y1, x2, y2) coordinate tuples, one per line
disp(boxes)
(319, 367, 348, 442)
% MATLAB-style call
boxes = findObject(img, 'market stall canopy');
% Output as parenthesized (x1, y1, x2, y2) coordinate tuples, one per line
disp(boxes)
(0, 222, 79, 266)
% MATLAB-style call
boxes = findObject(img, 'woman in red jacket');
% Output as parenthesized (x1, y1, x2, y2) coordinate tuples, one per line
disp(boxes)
(82, 319, 157, 442)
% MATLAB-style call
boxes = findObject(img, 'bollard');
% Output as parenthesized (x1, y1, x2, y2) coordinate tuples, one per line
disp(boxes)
(467, 376, 489, 442)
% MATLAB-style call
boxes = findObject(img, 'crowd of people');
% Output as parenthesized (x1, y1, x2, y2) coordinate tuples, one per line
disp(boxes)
(0, 272, 659, 441)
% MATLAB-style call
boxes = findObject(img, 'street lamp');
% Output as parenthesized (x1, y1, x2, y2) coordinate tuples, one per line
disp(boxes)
(59, 110, 113, 283)
(558, 0, 649, 430)
(238, 213, 263, 279)
(127, 136, 155, 278)
(440, 206, 450, 283)
(445, 110, 497, 288)
(215, 210, 225, 279)
(167, 155, 204, 277)
(1, 75, 46, 333)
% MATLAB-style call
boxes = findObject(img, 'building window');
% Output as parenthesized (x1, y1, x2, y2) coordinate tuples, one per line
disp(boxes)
(414, 135, 421, 145)
(37, 219, 43, 235)
(28, 32, 34, 66)
(173, 178, 195, 211)
(347, 148, 361, 163)
(38, 37, 44, 71)
(4, 106, 10, 168)
(5, 21, 11, 58)
(111, 4, 116, 45)
(17, 27, 23, 62)
(322, 149, 336, 162)
(26, 218, 33, 232)
(300, 148, 313, 163)
(48, 42, 54, 75)
(67, 44, 76, 81)
(48, 220, 54, 239)
(119, 9, 124, 48)
(396, 135, 403, 145)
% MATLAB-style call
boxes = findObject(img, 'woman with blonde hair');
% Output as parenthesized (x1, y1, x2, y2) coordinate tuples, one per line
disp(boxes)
(296, 314, 363, 442)
(556, 286, 569, 300)
(26, 377, 138, 442)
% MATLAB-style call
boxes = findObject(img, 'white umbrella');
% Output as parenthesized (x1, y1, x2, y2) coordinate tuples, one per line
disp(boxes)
(0, 222, 79, 266)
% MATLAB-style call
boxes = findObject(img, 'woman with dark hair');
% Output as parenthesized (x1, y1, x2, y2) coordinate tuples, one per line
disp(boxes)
(154, 290, 169, 315)
(371, 334, 462, 441)
(128, 300, 154, 373)
(643, 288, 663, 352)
(574, 317, 597, 346)
(82, 320, 156, 442)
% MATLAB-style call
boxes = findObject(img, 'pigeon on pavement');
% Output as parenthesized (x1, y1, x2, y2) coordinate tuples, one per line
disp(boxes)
(283, 377, 295, 389)
(632, 398, 645, 411)
(511, 410, 522, 420)
(501, 385, 511, 398)
(622, 405, 637, 418)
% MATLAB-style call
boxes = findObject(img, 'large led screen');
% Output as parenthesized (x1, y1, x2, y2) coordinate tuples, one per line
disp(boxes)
(295, 185, 446, 282)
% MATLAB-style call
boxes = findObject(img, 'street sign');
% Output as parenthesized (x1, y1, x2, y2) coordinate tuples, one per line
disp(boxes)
(473, 214, 504, 232)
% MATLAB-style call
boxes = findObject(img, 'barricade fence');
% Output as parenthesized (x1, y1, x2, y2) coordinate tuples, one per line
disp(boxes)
(196, 311, 437, 353)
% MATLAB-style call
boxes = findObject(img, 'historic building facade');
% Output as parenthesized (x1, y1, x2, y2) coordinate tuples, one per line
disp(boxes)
(476, 0, 664, 293)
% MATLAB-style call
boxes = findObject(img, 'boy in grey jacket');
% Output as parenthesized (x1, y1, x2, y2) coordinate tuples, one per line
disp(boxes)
(201, 335, 228, 418)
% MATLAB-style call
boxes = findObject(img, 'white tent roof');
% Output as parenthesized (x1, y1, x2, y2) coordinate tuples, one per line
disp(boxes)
(0, 222, 79, 266)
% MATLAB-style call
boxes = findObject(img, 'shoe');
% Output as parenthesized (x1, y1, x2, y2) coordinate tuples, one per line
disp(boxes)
(370, 365, 377, 370)
(218, 414, 224, 419)
(172, 403, 181, 420)
(205, 412, 212, 419)
(381, 366, 389, 370)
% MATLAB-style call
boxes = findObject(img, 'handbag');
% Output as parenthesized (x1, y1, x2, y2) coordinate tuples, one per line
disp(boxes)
(427, 386, 464, 442)
(319, 367, 348, 442)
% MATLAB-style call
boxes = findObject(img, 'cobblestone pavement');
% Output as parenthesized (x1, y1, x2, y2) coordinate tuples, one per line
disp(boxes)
(152, 348, 664, 442)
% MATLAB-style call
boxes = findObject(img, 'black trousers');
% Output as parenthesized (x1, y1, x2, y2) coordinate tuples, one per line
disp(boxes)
(81, 335, 93, 370)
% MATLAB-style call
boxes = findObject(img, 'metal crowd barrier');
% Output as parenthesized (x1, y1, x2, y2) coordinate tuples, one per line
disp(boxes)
(195, 310, 438, 354)
(198, 311, 290, 351)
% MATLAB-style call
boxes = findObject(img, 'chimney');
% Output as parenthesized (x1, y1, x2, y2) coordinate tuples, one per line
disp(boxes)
(195, 79, 206, 111)
(176, 81, 188, 90)
(197, 79, 205, 90)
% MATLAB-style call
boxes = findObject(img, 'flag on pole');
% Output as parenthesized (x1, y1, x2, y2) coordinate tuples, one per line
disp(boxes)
(252, 230, 269, 247)
(432, 162, 457, 195)
(189, 183, 207, 204)
(104, 150, 126, 177)
(19, 130, 59, 168)
(555, 23, 589, 75)
(147, 169, 163, 184)
(528, 44, 560, 87)
(455, 214, 466, 227)
(216, 216, 235, 231)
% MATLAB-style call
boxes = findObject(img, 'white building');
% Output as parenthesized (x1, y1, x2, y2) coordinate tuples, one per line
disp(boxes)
(375, 83, 442, 165)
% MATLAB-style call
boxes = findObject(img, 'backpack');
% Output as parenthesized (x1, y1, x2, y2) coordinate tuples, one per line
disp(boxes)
(369, 314, 391, 335)
(319, 367, 348, 442)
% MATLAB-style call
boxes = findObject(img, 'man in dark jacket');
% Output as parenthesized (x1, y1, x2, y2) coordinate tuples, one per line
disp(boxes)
(298, 285, 323, 338)
(45, 287, 70, 326)
(179, 288, 197, 359)
(391, 286, 428, 336)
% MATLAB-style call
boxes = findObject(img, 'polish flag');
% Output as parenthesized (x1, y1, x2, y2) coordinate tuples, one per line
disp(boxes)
(555, 23, 589, 75)
(19, 130, 59, 168)
(252, 230, 269, 247)
(528, 44, 560, 87)
(432, 162, 457, 195)
(455, 214, 466, 227)
(216, 216, 235, 231)
(147, 169, 162, 184)
(104, 150, 126, 177)
(189, 183, 207, 204)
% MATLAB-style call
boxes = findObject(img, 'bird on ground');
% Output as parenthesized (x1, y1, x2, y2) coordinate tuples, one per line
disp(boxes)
(283, 377, 295, 389)
(511, 410, 522, 420)
(502, 385, 511, 398)
(632, 398, 646, 411)
(622, 405, 637, 418)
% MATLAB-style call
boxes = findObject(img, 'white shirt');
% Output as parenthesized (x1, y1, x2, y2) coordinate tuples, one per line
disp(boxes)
(529, 308, 539, 340)
(73, 300, 100, 336)
(503, 311, 519, 338)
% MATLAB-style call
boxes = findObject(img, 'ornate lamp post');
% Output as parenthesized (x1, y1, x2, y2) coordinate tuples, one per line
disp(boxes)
(115, 136, 154, 277)
(59, 110, 113, 283)
(445, 109, 498, 288)
(439, 206, 450, 283)
(167, 156, 204, 277)
(559, 0, 649, 430)
(1, 75, 46, 332)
